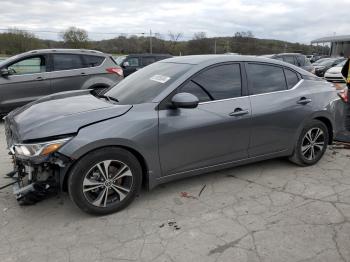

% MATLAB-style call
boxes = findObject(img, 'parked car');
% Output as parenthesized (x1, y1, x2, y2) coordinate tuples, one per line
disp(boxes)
(262, 53, 314, 72)
(324, 60, 347, 82)
(313, 57, 346, 77)
(116, 53, 172, 77)
(312, 57, 331, 66)
(4, 55, 346, 214)
(0, 49, 123, 116)
(310, 55, 329, 63)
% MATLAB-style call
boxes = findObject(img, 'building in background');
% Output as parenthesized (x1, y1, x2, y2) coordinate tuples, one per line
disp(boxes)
(311, 35, 350, 57)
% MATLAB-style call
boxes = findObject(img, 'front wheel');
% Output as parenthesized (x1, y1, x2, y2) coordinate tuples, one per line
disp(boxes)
(289, 120, 329, 166)
(68, 147, 142, 215)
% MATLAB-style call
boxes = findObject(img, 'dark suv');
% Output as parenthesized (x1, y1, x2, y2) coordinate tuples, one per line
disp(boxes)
(262, 53, 314, 72)
(0, 49, 123, 116)
(116, 53, 172, 77)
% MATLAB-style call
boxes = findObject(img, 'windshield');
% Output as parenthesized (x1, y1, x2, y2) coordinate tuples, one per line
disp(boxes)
(313, 58, 329, 65)
(317, 59, 338, 67)
(336, 60, 347, 67)
(105, 62, 192, 104)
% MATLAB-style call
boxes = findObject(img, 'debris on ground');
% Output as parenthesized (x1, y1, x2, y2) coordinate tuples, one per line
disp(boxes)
(3, 207, 8, 212)
(159, 219, 181, 231)
(333, 141, 350, 150)
(198, 184, 206, 197)
(180, 191, 198, 199)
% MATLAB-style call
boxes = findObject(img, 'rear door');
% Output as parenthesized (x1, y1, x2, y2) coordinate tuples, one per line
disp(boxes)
(48, 53, 86, 93)
(158, 63, 251, 176)
(0, 55, 50, 112)
(246, 62, 307, 156)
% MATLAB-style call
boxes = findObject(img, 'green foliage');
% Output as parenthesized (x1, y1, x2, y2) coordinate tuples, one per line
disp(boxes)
(0, 28, 46, 55)
(61, 27, 89, 48)
(0, 29, 329, 56)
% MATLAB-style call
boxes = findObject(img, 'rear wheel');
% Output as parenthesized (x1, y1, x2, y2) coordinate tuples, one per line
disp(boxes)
(289, 120, 329, 166)
(68, 147, 142, 215)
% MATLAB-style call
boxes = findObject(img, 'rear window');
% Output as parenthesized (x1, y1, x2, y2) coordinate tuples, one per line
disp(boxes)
(53, 54, 83, 70)
(296, 56, 305, 66)
(106, 62, 192, 104)
(247, 63, 287, 95)
(283, 56, 296, 65)
(142, 57, 156, 66)
(83, 55, 104, 67)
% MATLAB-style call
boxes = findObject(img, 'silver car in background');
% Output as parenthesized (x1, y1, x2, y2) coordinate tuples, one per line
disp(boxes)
(0, 49, 123, 116)
(3, 55, 347, 215)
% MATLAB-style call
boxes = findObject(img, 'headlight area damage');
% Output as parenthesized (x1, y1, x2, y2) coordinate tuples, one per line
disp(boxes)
(4, 137, 72, 205)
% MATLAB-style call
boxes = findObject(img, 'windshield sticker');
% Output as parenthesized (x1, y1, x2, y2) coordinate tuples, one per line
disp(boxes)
(150, 75, 171, 83)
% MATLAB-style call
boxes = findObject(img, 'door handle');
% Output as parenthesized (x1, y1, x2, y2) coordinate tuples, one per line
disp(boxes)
(229, 108, 249, 117)
(36, 76, 44, 81)
(81, 72, 87, 76)
(297, 97, 312, 105)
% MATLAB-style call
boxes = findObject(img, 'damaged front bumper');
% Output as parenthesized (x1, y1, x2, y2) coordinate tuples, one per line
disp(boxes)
(5, 152, 71, 205)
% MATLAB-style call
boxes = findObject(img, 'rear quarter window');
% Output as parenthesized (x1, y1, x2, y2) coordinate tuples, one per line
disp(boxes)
(284, 69, 300, 88)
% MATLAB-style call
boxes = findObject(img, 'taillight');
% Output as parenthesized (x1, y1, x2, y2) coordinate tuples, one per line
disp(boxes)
(106, 67, 123, 77)
(338, 89, 348, 103)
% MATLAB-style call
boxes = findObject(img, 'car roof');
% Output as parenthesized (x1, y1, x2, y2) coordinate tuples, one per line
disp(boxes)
(127, 53, 172, 57)
(160, 55, 313, 75)
(20, 49, 107, 56)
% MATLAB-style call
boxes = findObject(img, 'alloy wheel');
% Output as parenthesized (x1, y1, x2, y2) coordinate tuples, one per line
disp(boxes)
(301, 128, 325, 161)
(82, 160, 133, 207)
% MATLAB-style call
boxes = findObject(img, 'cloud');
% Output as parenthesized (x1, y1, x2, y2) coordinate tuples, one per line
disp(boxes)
(0, 0, 349, 43)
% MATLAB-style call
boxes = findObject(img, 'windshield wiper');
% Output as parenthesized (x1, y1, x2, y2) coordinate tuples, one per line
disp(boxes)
(98, 95, 119, 103)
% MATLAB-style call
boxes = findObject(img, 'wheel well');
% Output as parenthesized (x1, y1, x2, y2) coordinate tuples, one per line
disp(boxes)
(315, 117, 333, 144)
(62, 145, 149, 192)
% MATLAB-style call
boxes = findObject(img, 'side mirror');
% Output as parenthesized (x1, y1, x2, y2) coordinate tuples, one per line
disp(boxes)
(0, 68, 12, 77)
(122, 61, 130, 67)
(171, 92, 199, 109)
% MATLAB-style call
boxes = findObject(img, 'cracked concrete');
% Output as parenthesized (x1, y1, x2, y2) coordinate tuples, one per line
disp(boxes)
(0, 122, 349, 262)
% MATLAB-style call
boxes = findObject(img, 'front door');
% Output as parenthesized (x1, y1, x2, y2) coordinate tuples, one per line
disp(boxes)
(0, 55, 50, 113)
(158, 63, 251, 176)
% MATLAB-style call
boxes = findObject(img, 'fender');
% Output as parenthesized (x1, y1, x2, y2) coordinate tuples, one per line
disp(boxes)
(295, 110, 335, 144)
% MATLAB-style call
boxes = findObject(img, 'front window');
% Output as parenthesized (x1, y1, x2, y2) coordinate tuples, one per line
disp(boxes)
(105, 62, 192, 104)
(7, 56, 46, 75)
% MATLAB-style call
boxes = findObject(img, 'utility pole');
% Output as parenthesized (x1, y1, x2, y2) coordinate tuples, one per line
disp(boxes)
(149, 29, 153, 54)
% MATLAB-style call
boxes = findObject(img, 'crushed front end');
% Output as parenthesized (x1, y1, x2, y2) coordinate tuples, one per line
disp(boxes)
(3, 117, 72, 205)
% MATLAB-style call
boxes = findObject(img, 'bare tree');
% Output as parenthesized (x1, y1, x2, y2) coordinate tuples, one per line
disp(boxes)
(168, 31, 183, 54)
(61, 27, 89, 48)
(193, 32, 207, 40)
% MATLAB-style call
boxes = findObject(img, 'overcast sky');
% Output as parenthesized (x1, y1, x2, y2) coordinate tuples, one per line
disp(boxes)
(1, 0, 349, 43)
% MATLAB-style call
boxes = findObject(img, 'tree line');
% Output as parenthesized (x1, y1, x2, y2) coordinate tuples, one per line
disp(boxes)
(0, 27, 328, 56)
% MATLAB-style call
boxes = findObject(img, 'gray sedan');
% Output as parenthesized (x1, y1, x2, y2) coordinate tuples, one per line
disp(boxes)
(3, 55, 347, 215)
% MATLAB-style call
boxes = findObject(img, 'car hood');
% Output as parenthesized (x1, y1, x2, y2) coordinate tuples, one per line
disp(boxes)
(6, 90, 132, 142)
(326, 66, 342, 74)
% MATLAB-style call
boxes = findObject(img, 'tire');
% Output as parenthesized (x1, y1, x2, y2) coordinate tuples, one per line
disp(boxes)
(68, 147, 142, 215)
(289, 120, 329, 166)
